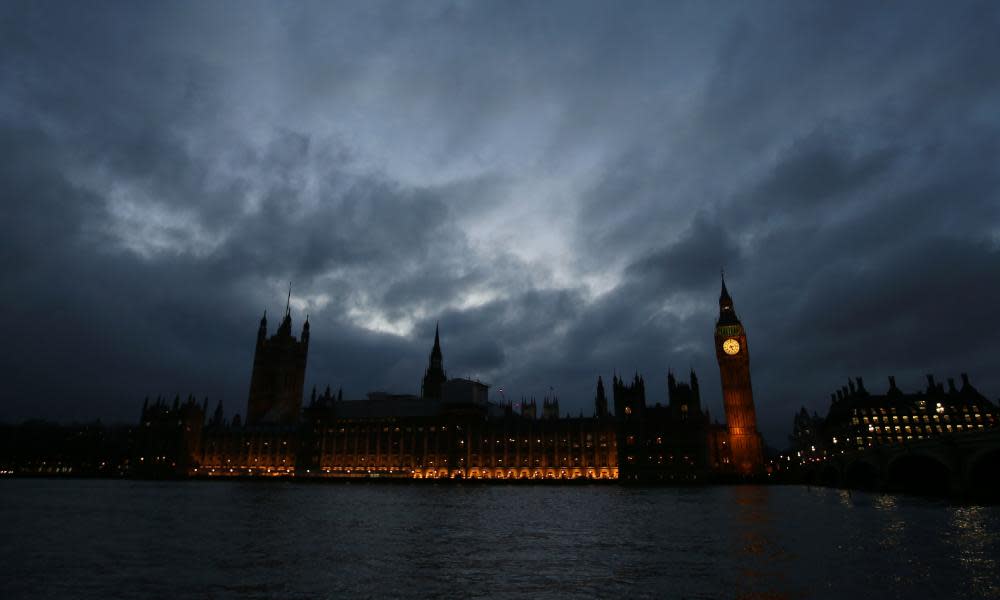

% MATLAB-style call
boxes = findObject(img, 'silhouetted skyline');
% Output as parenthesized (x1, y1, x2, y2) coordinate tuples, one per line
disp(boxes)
(2, 2, 999, 445)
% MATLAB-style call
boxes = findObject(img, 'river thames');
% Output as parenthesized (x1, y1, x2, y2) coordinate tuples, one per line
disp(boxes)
(1, 479, 998, 599)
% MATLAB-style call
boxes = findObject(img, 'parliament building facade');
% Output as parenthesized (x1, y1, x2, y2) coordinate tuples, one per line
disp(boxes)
(133, 280, 765, 481)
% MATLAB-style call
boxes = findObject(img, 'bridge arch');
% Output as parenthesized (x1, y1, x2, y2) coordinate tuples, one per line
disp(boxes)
(967, 448, 1000, 502)
(886, 453, 953, 496)
(818, 463, 840, 487)
(843, 459, 879, 490)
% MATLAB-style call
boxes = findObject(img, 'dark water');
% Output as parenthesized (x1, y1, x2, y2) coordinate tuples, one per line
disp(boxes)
(1, 480, 999, 599)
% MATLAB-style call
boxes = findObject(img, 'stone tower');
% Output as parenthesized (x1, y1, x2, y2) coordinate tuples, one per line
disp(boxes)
(246, 289, 309, 427)
(613, 373, 646, 480)
(713, 275, 763, 475)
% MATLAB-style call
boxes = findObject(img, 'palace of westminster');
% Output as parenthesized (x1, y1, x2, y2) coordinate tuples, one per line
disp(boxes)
(7, 278, 994, 482)
(122, 279, 765, 481)
(0, 281, 1000, 483)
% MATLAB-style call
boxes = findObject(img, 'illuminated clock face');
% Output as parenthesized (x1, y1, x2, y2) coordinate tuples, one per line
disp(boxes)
(722, 338, 740, 355)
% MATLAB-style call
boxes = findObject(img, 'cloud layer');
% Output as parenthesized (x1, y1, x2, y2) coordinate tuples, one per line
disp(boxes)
(2, 1, 999, 445)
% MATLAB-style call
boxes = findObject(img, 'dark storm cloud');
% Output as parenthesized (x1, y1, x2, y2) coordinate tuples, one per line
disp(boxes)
(2, 1, 999, 445)
(749, 130, 897, 214)
(625, 213, 742, 292)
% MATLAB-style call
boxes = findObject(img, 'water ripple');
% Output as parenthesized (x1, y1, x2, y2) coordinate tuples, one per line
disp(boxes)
(1, 480, 998, 599)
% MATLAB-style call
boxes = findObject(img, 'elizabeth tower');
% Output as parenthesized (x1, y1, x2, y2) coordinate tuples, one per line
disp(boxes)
(714, 275, 764, 475)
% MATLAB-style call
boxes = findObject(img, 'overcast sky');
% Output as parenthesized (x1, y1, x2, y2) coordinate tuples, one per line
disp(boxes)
(2, 1, 999, 445)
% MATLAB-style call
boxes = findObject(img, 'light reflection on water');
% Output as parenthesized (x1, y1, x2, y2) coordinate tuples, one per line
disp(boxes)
(1, 479, 998, 599)
(950, 506, 999, 598)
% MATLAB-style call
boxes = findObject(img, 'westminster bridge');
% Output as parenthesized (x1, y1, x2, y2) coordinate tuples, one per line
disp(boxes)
(788, 429, 1000, 500)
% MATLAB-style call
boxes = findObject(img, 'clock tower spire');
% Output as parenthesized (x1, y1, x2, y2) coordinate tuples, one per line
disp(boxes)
(714, 273, 764, 476)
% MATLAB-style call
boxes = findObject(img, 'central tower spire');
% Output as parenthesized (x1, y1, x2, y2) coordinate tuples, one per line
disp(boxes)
(421, 322, 447, 400)
(431, 322, 442, 362)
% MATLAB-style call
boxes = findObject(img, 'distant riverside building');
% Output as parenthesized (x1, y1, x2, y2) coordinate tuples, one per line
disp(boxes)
(789, 373, 998, 455)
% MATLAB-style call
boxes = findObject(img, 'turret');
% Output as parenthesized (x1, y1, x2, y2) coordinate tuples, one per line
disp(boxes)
(718, 272, 739, 325)
(257, 311, 268, 346)
(594, 376, 608, 417)
(887, 375, 900, 395)
(521, 397, 537, 419)
(276, 282, 294, 336)
(543, 395, 560, 420)
(212, 399, 224, 427)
